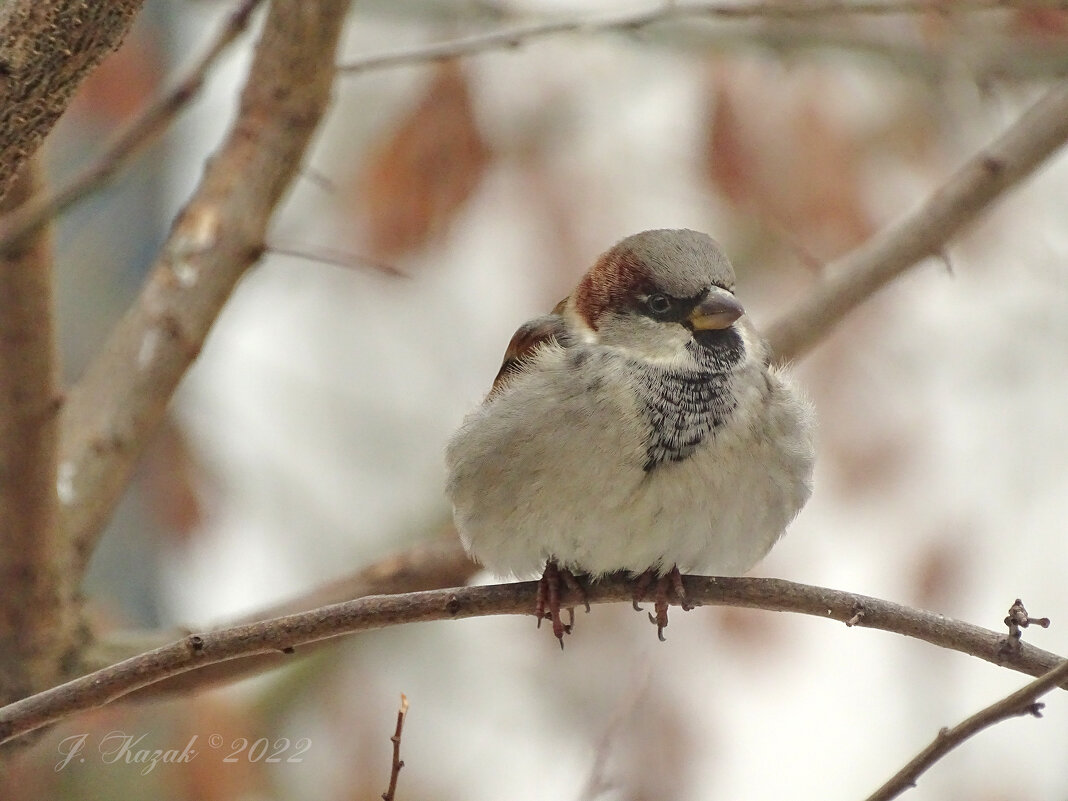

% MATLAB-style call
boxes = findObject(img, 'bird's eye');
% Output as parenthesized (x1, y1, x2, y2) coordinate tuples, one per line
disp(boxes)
(646, 293, 672, 315)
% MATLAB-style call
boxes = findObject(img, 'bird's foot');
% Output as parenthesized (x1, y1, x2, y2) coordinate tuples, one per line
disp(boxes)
(631, 566, 692, 641)
(535, 559, 588, 648)
(630, 569, 655, 612)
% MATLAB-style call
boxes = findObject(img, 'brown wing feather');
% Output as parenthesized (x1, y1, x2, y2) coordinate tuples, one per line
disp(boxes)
(489, 297, 569, 397)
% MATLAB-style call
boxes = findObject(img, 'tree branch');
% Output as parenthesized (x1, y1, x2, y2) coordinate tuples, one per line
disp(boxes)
(864, 658, 1068, 801)
(338, 0, 1066, 74)
(0, 157, 78, 704)
(84, 534, 479, 695)
(58, 0, 352, 571)
(0, 0, 145, 199)
(0, 0, 267, 252)
(232, 533, 477, 625)
(0, 575, 1063, 746)
(766, 80, 1068, 362)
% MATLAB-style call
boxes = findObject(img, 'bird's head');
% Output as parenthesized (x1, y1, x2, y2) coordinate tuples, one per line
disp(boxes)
(567, 229, 746, 363)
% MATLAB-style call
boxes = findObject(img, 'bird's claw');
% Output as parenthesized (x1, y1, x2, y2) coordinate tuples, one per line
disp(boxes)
(536, 559, 587, 647)
(633, 566, 692, 640)
(630, 569, 656, 612)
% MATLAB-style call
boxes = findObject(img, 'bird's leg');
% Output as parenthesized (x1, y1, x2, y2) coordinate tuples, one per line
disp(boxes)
(535, 558, 586, 647)
(561, 568, 591, 615)
(650, 597, 669, 641)
(630, 569, 657, 612)
(636, 566, 692, 641)
(534, 559, 557, 631)
(667, 565, 693, 611)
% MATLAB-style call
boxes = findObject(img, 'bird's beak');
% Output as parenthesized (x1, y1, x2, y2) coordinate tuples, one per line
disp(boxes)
(687, 289, 744, 331)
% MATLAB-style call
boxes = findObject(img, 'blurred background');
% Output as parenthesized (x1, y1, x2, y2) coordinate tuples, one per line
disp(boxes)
(12, 0, 1068, 799)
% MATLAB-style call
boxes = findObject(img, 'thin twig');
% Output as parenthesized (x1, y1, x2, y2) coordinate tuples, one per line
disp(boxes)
(339, 0, 1065, 74)
(766, 80, 1068, 362)
(299, 164, 340, 194)
(381, 694, 410, 801)
(267, 243, 407, 277)
(863, 659, 1068, 801)
(0, 575, 1064, 746)
(0, 0, 266, 252)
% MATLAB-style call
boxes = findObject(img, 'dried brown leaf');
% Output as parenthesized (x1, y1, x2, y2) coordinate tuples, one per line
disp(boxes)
(711, 604, 790, 656)
(704, 66, 874, 260)
(358, 61, 491, 259)
(140, 417, 204, 543)
(69, 26, 163, 123)
(910, 529, 971, 610)
(181, 699, 264, 801)
(1012, 8, 1068, 38)
(705, 80, 756, 208)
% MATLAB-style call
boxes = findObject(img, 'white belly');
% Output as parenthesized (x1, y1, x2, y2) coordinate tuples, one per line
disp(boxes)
(446, 355, 814, 579)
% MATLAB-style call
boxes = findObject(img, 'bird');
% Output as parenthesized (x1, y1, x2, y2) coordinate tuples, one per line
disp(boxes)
(445, 229, 815, 645)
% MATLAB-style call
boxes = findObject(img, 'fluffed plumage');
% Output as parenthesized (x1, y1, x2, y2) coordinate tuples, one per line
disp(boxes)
(445, 229, 815, 640)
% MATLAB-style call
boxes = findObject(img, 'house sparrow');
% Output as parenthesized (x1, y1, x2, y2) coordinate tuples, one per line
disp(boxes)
(446, 229, 814, 644)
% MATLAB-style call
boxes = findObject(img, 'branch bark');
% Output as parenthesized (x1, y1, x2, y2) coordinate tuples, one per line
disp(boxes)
(58, 0, 352, 571)
(0, 0, 144, 199)
(0, 0, 266, 252)
(864, 658, 1068, 801)
(0, 575, 1063, 746)
(766, 80, 1068, 362)
(0, 158, 80, 707)
(84, 534, 479, 695)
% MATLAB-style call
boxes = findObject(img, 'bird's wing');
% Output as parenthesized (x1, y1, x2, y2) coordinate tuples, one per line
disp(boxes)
(489, 297, 569, 397)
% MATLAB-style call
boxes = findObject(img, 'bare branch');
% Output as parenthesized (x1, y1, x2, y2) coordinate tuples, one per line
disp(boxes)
(233, 534, 477, 624)
(84, 535, 479, 695)
(381, 694, 410, 801)
(339, 1, 1063, 74)
(0, 0, 267, 251)
(864, 659, 1068, 801)
(766, 81, 1068, 362)
(0, 0, 145, 199)
(1, 575, 1064, 746)
(0, 157, 78, 702)
(58, 0, 352, 571)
